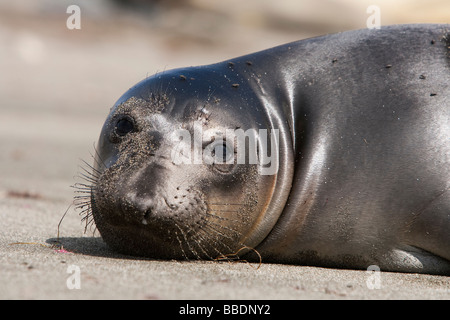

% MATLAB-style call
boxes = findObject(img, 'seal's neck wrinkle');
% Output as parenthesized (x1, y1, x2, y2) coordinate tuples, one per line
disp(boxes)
(241, 70, 294, 251)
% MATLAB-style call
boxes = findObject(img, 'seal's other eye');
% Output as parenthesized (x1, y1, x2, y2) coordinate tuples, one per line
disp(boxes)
(115, 117, 135, 136)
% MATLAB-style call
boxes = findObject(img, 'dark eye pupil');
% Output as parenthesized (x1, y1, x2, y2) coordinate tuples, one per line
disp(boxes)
(213, 144, 228, 162)
(115, 118, 134, 136)
(222, 146, 228, 161)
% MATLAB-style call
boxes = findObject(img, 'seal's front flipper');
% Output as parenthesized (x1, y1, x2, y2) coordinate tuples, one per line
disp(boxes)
(378, 246, 450, 275)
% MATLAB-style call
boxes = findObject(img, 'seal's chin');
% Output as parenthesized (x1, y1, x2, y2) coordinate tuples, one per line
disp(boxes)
(90, 193, 243, 260)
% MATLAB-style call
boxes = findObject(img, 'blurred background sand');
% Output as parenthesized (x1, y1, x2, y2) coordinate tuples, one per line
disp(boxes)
(0, 0, 448, 299)
(1, 0, 449, 199)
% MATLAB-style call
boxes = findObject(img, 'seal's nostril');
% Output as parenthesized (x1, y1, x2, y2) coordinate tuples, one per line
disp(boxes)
(164, 198, 178, 210)
(142, 208, 151, 225)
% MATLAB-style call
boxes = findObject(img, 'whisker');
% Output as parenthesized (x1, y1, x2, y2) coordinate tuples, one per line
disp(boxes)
(83, 215, 96, 234)
(57, 204, 72, 241)
(205, 220, 243, 237)
(74, 203, 92, 213)
(72, 185, 95, 197)
(214, 246, 262, 269)
(79, 158, 103, 177)
(202, 222, 240, 244)
(73, 195, 92, 202)
(203, 213, 232, 222)
(72, 182, 94, 190)
(203, 212, 241, 224)
(73, 190, 93, 196)
(75, 171, 98, 184)
(73, 194, 93, 200)
(78, 206, 92, 217)
(175, 223, 201, 260)
(72, 190, 94, 196)
(78, 162, 100, 179)
(91, 225, 99, 236)
(91, 142, 108, 169)
(74, 195, 91, 201)
(74, 204, 90, 212)
(74, 200, 90, 208)
(174, 230, 189, 261)
(188, 231, 216, 260)
(200, 225, 236, 253)
(208, 203, 251, 206)
(193, 229, 229, 260)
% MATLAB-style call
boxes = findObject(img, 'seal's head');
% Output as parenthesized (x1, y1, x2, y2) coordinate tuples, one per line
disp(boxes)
(86, 66, 291, 260)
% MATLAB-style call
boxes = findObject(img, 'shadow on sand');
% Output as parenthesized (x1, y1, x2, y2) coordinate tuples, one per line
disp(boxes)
(45, 237, 152, 261)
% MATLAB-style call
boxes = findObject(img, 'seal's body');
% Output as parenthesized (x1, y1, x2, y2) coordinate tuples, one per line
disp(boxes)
(89, 25, 450, 275)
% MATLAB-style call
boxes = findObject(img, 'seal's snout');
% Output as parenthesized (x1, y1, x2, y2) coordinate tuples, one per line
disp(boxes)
(118, 195, 152, 224)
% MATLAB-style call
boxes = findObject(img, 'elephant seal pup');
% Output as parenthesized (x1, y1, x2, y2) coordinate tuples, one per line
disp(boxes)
(86, 24, 450, 275)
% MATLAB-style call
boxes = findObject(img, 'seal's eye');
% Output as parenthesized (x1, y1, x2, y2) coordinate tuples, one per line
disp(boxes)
(115, 117, 135, 136)
(212, 143, 233, 163)
(203, 139, 235, 173)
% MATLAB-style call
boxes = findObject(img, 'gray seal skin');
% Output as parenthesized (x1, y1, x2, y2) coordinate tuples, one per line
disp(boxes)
(90, 24, 450, 275)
